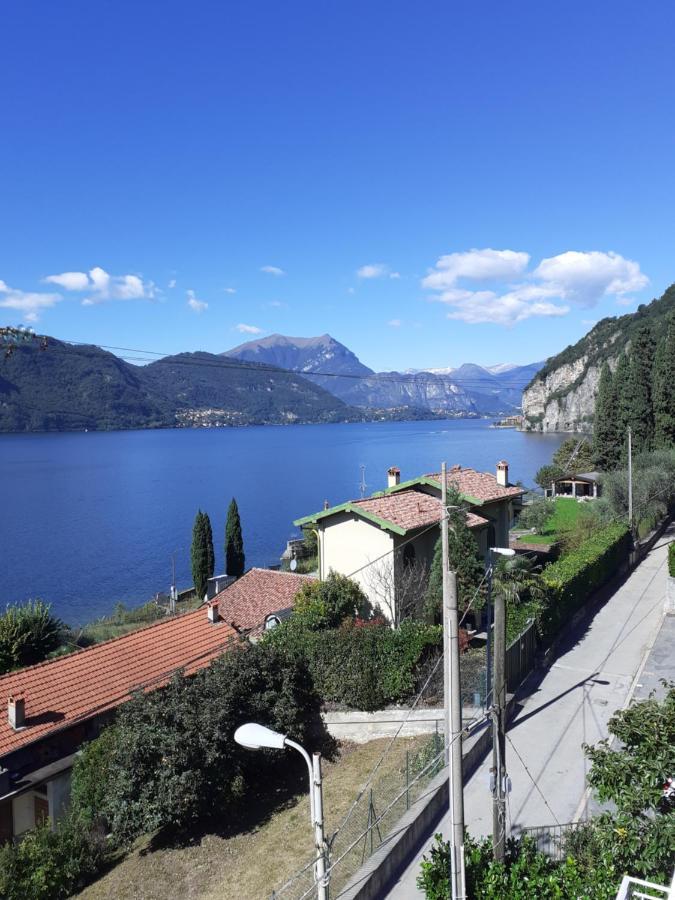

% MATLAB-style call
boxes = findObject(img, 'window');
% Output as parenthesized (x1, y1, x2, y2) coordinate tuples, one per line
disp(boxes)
(402, 543, 416, 568)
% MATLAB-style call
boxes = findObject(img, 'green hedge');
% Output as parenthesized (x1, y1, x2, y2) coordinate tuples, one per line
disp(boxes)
(265, 620, 442, 711)
(541, 523, 631, 637)
(669, 541, 675, 578)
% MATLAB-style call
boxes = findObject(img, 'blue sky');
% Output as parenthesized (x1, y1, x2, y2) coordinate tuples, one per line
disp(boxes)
(1, 0, 674, 370)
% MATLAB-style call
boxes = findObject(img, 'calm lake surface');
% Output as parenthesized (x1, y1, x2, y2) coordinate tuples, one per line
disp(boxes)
(0, 420, 566, 625)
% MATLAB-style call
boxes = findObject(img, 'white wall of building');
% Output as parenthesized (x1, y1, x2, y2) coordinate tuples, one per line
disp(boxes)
(319, 514, 395, 619)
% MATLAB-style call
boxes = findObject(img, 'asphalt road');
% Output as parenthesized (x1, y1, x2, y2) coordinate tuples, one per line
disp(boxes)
(387, 525, 673, 898)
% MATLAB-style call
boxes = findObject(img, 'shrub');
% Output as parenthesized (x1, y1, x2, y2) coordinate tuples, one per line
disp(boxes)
(517, 498, 554, 534)
(265, 619, 442, 711)
(541, 523, 631, 637)
(669, 542, 675, 577)
(0, 600, 64, 674)
(0, 816, 106, 900)
(292, 571, 370, 629)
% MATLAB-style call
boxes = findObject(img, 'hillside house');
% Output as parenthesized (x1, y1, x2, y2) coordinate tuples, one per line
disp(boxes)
(546, 471, 602, 499)
(0, 569, 308, 843)
(294, 462, 524, 622)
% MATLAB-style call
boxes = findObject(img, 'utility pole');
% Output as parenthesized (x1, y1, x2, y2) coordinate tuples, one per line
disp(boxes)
(491, 550, 507, 863)
(312, 753, 329, 900)
(627, 426, 633, 531)
(441, 462, 466, 899)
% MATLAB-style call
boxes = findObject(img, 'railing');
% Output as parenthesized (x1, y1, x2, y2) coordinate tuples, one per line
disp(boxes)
(517, 821, 582, 860)
(505, 618, 537, 692)
(615, 871, 675, 900)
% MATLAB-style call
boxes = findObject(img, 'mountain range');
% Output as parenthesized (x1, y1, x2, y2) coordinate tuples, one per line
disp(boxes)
(225, 334, 542, 415)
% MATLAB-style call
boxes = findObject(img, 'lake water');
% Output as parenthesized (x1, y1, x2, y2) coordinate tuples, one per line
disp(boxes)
(0, 421, 566, 625)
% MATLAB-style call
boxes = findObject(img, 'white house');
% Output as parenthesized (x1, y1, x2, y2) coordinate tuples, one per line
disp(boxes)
(294, 462, 524, 622)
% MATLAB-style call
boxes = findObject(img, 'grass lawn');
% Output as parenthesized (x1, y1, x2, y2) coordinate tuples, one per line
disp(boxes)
(76, 736, 434, 900)
(517, 498, 582, 545)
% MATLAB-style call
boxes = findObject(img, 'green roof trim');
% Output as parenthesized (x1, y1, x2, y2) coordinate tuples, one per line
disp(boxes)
(293, 501, 406, 535)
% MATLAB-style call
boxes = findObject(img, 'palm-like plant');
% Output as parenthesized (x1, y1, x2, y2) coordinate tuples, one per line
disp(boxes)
(492, 553, 544, 607)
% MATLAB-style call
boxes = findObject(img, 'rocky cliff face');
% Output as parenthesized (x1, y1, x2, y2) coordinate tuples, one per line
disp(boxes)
(522, 356, 604, 433)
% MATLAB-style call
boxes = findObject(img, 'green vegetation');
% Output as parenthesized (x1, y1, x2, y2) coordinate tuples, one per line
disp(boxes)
(552, 436, 594, 473)
(653, 314, 675, 448)
(425, 488, 485, 621)
(70, 597, 198, 645)
(669, 542, 675, 577)
(291, 571, 370, 628)
(601, 447, 675, 536)
(191, 510, 214, 600)
(540, 522, 631, 637)
(517, 497, 582, 544)
(0, 600, 64, 674)
(533, 463, 562, 491)
(418, 686, 675, 898)
(0, 339, 359, 432)
(224, 498, 245, 577)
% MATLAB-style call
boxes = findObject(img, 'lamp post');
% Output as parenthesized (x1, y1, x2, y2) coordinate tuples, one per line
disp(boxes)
(234, 723, 329, 900)
(487, 546, 515, 863)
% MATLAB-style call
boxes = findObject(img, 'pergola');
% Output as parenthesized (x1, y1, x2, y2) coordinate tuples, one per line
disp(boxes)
(549, 471, 601, 499)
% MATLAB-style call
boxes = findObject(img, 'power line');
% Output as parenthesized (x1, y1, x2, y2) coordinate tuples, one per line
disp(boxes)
(10, 334, 538, 390)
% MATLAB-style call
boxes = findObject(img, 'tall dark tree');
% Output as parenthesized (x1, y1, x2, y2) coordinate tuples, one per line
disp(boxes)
(552, 436, 594, 474)
(425, 487, 484, 621)
(652, 315, 675, 449)
(624, 326, 656, 455)
(225, 498, 245, 577)
(191, 510, 211, 600)
(593, 362, 621, 471)
(203, 512, 215, 580)
(612, 353, 633, 465)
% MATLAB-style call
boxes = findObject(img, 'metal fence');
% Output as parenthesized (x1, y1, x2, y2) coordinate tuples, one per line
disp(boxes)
(517, 821, 581, 861)
(505, 618, 537, 692)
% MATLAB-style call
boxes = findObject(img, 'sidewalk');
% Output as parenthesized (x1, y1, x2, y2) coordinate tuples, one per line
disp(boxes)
(387, 524, 674, 898)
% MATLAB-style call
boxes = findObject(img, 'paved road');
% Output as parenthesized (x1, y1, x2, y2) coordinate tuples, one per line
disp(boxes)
(387, 525, 673, 898)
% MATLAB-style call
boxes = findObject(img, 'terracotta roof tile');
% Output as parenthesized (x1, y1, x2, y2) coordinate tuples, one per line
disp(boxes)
(352, 491, 488, 533)
(0, 607, 240, 758)
(424, 467, 524, 504)
(213, 568, 314, 630)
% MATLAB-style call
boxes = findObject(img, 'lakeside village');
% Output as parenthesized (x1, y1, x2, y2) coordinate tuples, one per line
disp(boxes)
(0, 432, 674, 900)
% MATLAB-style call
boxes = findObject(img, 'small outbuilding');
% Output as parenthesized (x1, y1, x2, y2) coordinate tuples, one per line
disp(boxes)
(546, 471, 602, 499)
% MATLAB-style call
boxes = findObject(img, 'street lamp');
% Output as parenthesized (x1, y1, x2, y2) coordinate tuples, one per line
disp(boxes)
(234, 724, 329, 900)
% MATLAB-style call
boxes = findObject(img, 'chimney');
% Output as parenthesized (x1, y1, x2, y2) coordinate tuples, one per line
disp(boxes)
(496, 460, 509, 487)
(207, 601, 219, 624)
(387, 466, 401, 489)
(8, 694, 25, 730)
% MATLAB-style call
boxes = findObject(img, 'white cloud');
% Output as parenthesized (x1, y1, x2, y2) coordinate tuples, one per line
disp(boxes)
(43, 271, 89, 291)
(422, 247, 648, 326)
(260, 265, 285, 277)
(389, 271, 401, 280)
(266, 300, 286, 308)
(422, 249, 530, 290)
(616, 297, 634, 307)
(224, 287, 237, 294)
(236, 323, 264, 335)
(43, 266, 156, 305)
(533, 251, 648, 307)
(168, 278, 177, 289)
(0, 280, 61, 321)
(357, 263, 389, 279)
(388, 319, 402, 327)
(186, 290, 208, 313)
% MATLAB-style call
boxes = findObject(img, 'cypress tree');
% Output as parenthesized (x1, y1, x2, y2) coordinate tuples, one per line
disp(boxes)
(612, 353, 632, 465)
(624, 326, 656, 455)
(653, 316, 675, 449)
(191, 510, 210, 600)
(225, 498, 245, 577)
(204, 511, 215, 580)
(593, 362, 621, 471)
(425, 487, 484, 621)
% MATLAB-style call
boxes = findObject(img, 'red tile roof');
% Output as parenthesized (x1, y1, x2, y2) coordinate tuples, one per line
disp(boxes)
(352, 491, 489, 533)
(424, 466, 524, 504)
(213, 568, 314, 630)
(0, 607, 240, 758)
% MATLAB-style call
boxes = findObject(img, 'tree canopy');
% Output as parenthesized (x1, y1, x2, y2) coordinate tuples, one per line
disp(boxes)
(190, 510, 214, 600)
(225, 498, 245, 577)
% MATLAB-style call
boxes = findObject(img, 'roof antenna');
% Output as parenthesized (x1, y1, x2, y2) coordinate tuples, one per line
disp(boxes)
(359, 464, 367, 499)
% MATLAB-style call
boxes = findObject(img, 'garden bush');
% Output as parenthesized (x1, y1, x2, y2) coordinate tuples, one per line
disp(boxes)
(669, 541, 675, 577)
(265, 618, 442, 711)
(0, 815, 106, 900)
(0, 600, 64, 674)
(541, 523, 631, 637)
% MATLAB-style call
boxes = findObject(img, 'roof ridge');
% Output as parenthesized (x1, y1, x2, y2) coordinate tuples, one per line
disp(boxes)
(0, 602, 209, 686)
(247, 567, 313, 579)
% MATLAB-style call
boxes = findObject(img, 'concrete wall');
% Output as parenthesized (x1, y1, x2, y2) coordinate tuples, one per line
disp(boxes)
(12, 792, 35, 836)
(319, 513, 395, 619)
(322, 708, 445, 743)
